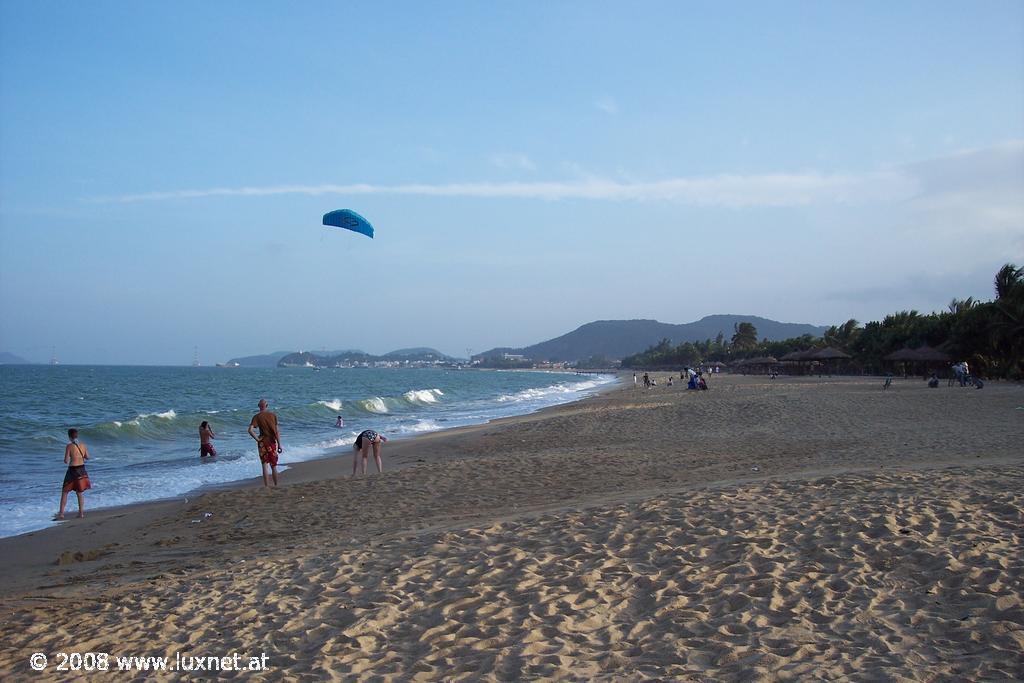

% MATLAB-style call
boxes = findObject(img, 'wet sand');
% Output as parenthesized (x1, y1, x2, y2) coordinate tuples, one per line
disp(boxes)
(1, 374, 1022, 680)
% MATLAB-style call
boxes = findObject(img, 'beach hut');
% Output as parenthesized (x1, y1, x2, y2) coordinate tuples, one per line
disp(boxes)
(779, 349, 820, 375)
(737, 356, 778, 375)
(910, 345, 952, 378)
(884, 346, 950, 378)
(810, 347, 851, 376)
(884, 347, 918, 378)
(779, 350, 807, 374)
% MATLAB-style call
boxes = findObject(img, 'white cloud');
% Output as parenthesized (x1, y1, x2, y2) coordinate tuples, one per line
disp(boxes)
(89, 141, 1023, 218)
(489, 153, 536, 171)
(92, 172, 917, 206)
(595, 95, 619, 115)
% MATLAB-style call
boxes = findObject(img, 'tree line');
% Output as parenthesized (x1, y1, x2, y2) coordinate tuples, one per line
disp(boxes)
(621, 263, 1024, 379)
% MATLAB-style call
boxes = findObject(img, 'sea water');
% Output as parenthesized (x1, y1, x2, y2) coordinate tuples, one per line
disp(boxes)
(0, 366, 616, 538)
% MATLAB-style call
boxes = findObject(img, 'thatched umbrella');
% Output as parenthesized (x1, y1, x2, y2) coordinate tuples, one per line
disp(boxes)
(884, 348, 918, 362)
(910, 345, 952, 377)
(779, 349, 813, 375)
(810, 347, 851, 360)
(909, 345, 950, 363)
(884, 347, 918, 378)
(810, 346, 851, 376)
(739, 356, 778, 375)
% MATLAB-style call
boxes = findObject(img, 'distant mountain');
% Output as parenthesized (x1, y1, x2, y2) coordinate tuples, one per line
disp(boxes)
(0, 352, 31, 365)
(478, 315, 828, 362)
(383, 348, 452, 361)
(276, 347, 456, 367)
(225, 351, 293, 367)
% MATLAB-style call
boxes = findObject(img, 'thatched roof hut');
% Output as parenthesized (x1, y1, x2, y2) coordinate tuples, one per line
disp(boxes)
(810, 347, 851, 360)
(909, 345, 951, 362)
(884, 348, 918, 362)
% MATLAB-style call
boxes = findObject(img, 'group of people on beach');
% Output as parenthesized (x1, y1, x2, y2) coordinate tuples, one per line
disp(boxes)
(58, 399, 388, 520)
(634, 368, 709, 390)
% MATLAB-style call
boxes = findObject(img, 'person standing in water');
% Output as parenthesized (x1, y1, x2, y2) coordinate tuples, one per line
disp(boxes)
(58, 428, 91, 519)
(199, 420, 217, 457)
(248, 398, 282, 487)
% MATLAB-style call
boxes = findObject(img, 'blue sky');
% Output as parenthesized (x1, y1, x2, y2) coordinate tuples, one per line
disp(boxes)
(1, 1, 1022, 364)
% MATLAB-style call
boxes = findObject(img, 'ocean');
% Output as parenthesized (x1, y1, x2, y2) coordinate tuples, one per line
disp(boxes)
(0, 365, 616, 538)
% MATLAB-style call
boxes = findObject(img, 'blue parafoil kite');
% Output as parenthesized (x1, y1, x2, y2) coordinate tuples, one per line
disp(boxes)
(323, 209, 374, 238)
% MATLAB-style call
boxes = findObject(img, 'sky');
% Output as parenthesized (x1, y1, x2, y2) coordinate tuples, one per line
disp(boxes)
(1, 1, 1022, 365)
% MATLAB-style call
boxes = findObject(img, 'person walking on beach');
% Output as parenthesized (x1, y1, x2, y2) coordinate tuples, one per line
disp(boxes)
(248, 399, 282, 487)
(58, 428, 91, 519)
(199, 420, 217, 457)
(352, 429, 387, 477)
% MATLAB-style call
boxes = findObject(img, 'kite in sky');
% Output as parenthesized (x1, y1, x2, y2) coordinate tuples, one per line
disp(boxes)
(323, 209, 374, 238)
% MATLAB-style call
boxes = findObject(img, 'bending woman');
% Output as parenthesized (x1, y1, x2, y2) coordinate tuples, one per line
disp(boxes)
(352, 429, 388, 477)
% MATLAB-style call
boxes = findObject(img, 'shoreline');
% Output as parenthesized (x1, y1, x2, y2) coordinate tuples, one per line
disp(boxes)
(0, 374, 623, 594)
(0, 370, 620, 541)
(2, 373, 1021, 679)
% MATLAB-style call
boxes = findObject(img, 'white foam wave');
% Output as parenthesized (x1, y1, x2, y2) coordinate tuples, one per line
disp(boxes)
(403, 388, 444, 405)
(137, 410, 177, 420)
(312, 435, 358, 450)
(362, 397, 389, 414)
(397, 419, 442, 434)
(317, 399, 344, 412)
(497, 380, 603, 403)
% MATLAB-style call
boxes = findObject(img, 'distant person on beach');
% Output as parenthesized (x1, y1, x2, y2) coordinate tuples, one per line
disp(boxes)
(336, 415, 345, 428)
(633, 372, 637, 388)
(927, 373, 939, 388)
(643, 372, 650, 388)
(667, 376, 673, 387)
(248, 399, 282, 487)
(199, 420, 217, 457)
(58, 428, 91, 519)
(352, 429, 388, 476)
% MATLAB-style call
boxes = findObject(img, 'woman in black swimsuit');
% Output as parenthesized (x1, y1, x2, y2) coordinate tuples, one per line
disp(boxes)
(352, 429, 387, 477)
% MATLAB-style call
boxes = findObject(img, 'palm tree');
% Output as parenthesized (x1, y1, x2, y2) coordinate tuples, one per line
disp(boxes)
(948, 297, 977, 315)
(994, 263, 1024, 300)
(991, 263, 1024, 376)
(731, 322, 758, 351)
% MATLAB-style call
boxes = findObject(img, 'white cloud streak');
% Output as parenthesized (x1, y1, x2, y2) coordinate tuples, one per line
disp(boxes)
(489, 153, 537, 171)
(88, 141, 1023, 214)
(91, 172, 919, 206)
(595, 95, 619, 115)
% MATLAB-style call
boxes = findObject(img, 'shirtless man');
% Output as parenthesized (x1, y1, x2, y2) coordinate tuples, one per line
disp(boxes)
(199, 420, 217, 457)
(247, 399, 282, 487)
(58, 428, 92, 519)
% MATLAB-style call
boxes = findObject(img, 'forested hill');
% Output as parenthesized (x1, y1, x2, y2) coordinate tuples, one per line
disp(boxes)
(479, 315, 828, 363)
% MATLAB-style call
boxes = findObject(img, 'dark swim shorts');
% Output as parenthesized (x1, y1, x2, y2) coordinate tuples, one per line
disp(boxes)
(200, 443, 217, 457)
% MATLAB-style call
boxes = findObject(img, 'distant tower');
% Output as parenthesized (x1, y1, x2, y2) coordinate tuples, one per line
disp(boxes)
(192, 346, 200, 367)
(466, 348, 473, 361)
(50, 346, 58, 365)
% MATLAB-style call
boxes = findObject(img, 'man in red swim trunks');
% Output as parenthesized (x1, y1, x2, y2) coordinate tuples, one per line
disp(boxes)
(247, 398, 282, 487)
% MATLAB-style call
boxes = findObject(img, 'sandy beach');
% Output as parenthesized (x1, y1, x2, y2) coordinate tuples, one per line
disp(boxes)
(1, 373, 1022, 680)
